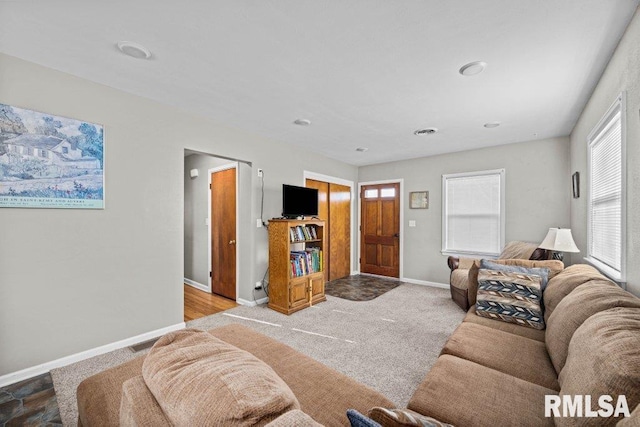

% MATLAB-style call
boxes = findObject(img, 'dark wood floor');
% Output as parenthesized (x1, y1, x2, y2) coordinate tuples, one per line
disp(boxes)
(184, 284, 238, 322)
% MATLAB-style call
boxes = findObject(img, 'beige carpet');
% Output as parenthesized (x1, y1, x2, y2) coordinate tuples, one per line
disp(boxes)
(51, 283, 464, 426)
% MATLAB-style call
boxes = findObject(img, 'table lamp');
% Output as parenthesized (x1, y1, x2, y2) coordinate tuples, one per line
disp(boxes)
(539, 228, 580, 261)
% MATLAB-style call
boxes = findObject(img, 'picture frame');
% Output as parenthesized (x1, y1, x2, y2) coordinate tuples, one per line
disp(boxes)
(0, 103, 104, 209)
(572, 172, 580, 199)
(410, 191, 429, 209)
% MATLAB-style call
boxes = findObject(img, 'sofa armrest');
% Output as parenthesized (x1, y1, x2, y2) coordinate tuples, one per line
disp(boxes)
(448, 257, 480, 272)
(447, 256, 459, 271)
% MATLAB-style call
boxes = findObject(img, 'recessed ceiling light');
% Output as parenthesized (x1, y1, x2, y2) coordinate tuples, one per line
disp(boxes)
(484, 122, 501, 128)
(459, 61, 487, 76)
(355, 147, 369, 152)
(293, 118, 311, 126)
(116, 41, 152, 59)
(414, 128, 438, 136)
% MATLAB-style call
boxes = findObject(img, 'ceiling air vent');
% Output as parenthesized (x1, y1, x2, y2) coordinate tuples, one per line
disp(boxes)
(414, 128, 438, 136)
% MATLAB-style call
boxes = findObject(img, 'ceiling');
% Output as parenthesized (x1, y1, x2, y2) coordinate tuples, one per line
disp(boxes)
(0, 1, 638, 166)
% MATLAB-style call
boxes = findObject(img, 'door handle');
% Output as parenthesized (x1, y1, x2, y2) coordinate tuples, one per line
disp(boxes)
(228, 240, 236, 245)
(393, 233, 399, 238)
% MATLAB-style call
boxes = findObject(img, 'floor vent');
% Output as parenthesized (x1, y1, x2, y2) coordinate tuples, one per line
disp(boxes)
(129, 338, 160, 352)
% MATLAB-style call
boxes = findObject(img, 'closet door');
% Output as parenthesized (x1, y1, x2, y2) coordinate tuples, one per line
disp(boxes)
(329, 183, 351, 280)
(305, 179, 351, 281)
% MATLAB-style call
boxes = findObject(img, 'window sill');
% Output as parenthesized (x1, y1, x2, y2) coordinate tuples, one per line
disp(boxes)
(584, 256, 625, 284)
(441, 250, 500, 259)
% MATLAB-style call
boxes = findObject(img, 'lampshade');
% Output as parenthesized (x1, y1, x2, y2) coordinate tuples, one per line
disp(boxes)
(539, 228, 580, 253)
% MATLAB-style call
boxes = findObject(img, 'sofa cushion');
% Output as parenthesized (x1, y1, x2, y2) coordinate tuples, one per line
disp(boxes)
(546, 281, 640, 374)
(498, 241, 539, 260)
(617, 403, 640, 427)
(463, 306, 546, 342)
(557, 308, 640, 427)
(543, 264, 610, 322)
(120, 375, 170, 426)
(142, 329, 300, 426)
(467, 259, 563, 307)
(441, 322, 559, 390)
(368, 407, 453, 427)
(476, 266, 546, 329)
(266, 410, 323, 426)
(408, 355, 555, 427)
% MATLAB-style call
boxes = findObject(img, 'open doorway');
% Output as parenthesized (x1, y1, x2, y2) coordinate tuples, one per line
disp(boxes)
(184, 150, 246, 321)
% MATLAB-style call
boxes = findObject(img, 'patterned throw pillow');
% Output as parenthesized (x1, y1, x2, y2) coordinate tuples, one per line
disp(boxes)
(481, 259, 552, 290)
(475, 260, 548, 330)
(347, 409, 382, 427)
(367, 407, 453, 427)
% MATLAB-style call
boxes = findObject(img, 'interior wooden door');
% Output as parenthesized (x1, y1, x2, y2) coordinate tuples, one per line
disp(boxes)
(211, 167, 236, 299)
(360, 183, 400, 278)
(329, 182, 351, 280)
(305, 179, 351, 281)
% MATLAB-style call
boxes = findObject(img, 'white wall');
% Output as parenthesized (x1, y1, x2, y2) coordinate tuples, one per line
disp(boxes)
(0, 53, 358, 376)
(569, 7, 640, 296)
(358, 137, 571, 285)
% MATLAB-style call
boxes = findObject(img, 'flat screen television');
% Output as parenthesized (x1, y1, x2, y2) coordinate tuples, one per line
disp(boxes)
(282, 184, 318, 218)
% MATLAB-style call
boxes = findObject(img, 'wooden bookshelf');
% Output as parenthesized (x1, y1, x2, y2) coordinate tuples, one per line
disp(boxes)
(268, 219, 326, 315)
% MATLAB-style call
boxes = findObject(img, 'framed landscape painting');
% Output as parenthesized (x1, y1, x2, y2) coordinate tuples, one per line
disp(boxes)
(0, 103, 104, 209)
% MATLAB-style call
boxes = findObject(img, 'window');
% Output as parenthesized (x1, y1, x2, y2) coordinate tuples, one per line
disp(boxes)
(587, 93, 626, 281)
(62, 147, 69, 154)
(364, 189, 378, 198)
(442, 169, 505, 256)
(380, 188, 396, 198)
(40, 149, 47, 158)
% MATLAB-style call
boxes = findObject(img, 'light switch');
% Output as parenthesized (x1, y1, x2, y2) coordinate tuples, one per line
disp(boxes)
(409, 220, 416, 227)
(205, 218, 209, 226)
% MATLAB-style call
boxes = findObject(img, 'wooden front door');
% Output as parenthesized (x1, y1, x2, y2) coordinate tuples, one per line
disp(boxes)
(305, 179, 351, 281)
(360, 183, 400, 278)
(211, 167, 236, 299)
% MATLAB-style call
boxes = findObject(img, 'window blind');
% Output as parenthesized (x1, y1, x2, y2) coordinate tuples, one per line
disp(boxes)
(589, 106, 622, 273)
(443, 170, 503, 255)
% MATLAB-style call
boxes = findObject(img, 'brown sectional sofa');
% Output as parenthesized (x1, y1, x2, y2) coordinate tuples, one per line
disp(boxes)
(77, 323, 393, 426)
(407, 263, 640, 427)
(77, 263, 640, 426)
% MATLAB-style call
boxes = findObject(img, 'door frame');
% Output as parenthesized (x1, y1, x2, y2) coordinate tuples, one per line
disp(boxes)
(357, 179, 404, 279)
(208, 162, 239, 300)
(303, 171, 356, 275)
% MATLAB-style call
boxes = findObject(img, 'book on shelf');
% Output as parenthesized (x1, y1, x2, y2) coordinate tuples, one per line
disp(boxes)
(289, 247, 323, 278)
(289, 225, 318, 242)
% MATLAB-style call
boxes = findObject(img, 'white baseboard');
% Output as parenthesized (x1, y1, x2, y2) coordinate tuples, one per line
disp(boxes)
(0, 322, 185, 388)
(401, 277, 449, 289)
(237, 297, 269, 307)
(184, 278, 209, 292)
(351, 270, 360, 276)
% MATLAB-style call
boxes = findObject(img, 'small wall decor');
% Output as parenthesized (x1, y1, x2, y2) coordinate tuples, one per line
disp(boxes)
(572, 172, 580, 199)
(0, 103, 104, 209)
(410, 191, 429, 209)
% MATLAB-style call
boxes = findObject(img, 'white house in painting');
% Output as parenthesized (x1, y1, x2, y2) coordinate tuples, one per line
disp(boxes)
(0, 134, 100, 169)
